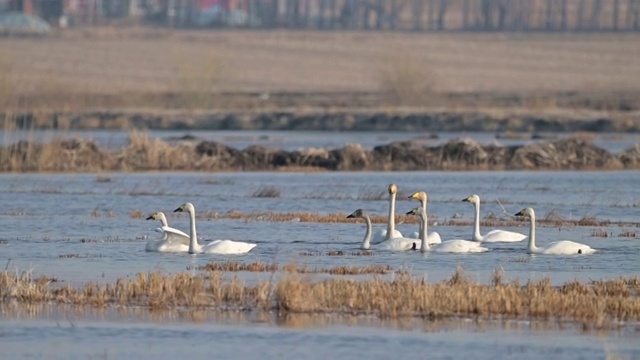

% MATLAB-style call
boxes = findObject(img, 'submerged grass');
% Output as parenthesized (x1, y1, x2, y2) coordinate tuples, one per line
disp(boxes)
(2, 267, 639, 329)
(194, 261, 393, 275)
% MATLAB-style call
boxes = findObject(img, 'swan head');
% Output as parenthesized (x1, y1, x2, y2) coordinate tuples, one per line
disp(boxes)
(515, 208, 535, 218)
(174, 202, 195, 213)
(462, 194, 480, 204)
(408, 191, 427, 203)
(146, 212, 161, 220)
(388, 184, 397, 195)
(347, 209, 368, 219)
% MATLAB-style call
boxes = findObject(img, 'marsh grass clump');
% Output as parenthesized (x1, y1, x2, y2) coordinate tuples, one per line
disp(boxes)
(195, 261, 279, 273)
(300, 250, 376, 257)
(194, 261, 392, 275)
(591, 228, 609, 238)
(357, 186, 387, 201)
(2, 267, 640, 328)
(251, 186, 281, 198)
(95, 174, 112, 183)
(377, 52, 435, 106)
(578, 215, 600, 226)
(619, 231, 637, 238)
(130, 210, 143, 219)
(202, 211, 418, 225)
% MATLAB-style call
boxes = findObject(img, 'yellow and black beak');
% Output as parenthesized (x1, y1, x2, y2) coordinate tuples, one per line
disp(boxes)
(174, 206, 183, 213)
(462, 197, 471, 202)
(514, 210, 525, 216)
(145, 215, 154, 220)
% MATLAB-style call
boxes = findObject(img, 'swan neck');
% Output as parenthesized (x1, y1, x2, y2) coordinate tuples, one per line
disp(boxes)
(159, 213, 168, 227)
(362, 216, 372, 250)
(473, 201, 482, 241)
(419, 199, 426, 240)
(527, 213, 538, 253)
(386, 192, 396, 240)
(188, 208, 200, 254)
(420, 209, 429, 252)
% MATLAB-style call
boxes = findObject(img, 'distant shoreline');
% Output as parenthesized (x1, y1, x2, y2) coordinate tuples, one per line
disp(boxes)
(3, 108, 639, 133)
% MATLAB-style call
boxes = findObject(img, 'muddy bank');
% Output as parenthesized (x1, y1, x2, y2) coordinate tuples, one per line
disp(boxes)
(4, 108, 640, 133)
(1, 135, 638, 172)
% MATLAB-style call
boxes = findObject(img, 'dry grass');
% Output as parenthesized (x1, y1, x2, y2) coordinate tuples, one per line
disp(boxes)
(591, 228, 609, 238)
(376, 50, 435, 106)
(300, 251, 376, 257)
(619, 231, 637, 238)
(129, 210, 143, 219)
(95, 174, 112, 183)
(2, 267, 639, 329)
(195, 261, 393, 276)
(251, 186, 281, 198)
(208, 210, 420, 225)
(1, 30, 640, 113)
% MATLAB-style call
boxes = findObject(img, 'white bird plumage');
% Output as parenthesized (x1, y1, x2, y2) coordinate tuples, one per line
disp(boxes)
(174, 202, 257, 255)
(347, 209, 418, 251)
(408, 191, 442, 245)
(463, 194, 527, 242)
(371, 184, 404, 244)
(515, 207, 596, 255)
(407, 207, 489, 253)
(145, 211, 190, 252)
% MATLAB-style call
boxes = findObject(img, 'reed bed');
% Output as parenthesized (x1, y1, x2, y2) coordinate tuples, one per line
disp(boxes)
(195, 261, 393, 276)
(300, 251, 376, 257)
(1, 268, 639, 329)
(194, 210, 634, 228)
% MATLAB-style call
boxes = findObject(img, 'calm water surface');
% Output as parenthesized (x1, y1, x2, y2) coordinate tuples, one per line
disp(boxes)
(1, 170, 639, 359)
(1, 307, 639, 360)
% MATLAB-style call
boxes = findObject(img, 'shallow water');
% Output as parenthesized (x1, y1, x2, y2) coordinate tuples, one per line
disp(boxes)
(1, 170, 640, 358)
(1, 306, 639, 360)
(0, 170, 638, 285)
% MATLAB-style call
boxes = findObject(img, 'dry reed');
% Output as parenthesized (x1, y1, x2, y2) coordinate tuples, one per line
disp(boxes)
(619, 231, 637, 238)
(251, 186, 281, 198)
(2, 267, 639, 329)
(194, 261, 392, 276)
(591, 228, 609, 238)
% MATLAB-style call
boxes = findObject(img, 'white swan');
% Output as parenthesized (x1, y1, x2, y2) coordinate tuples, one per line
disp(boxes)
(347, 209, 417, 251)
(515, 208, 596, 255)
(408, 191, 442, 245)
(174, 202, 257, 255)
(407, 207, 488, 253)
(371, 183, 404, 244)
(144, 211, 190, 252)
(463, 194, 527, 242)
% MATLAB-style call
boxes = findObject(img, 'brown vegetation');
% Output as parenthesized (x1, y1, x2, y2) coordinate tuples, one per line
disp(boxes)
(2, 268, 639, 329)
(0, 135, 637, 173)
(195, 261, 394, 276)
(2, 30, 640, 111)
(591, 228, 609, 238)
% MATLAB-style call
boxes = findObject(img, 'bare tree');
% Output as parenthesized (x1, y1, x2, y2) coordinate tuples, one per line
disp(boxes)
(437, 0, 448, 30)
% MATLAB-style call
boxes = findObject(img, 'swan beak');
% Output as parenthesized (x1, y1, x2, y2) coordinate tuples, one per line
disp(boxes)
(408, 193, 418, 199)
(514, 210, 524, 216)
(145, 215, 154, 220)
(346, 214, 355, 219)
(173, 207, 182, 213)
(462, 197, 470, 202)
(405, 210, 413, 215)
